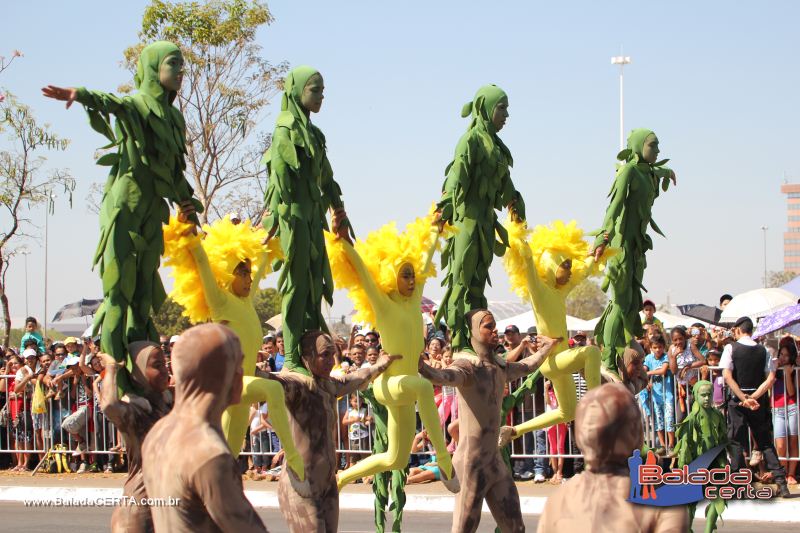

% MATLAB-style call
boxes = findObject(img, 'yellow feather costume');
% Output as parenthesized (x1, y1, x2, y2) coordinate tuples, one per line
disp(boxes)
(499, 218, 614, 446)
(162, 216, 304, 481)
(325, 212, 458, 491)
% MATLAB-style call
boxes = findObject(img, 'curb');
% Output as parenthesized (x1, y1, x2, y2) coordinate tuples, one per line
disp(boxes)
(1, 485, 799, 521)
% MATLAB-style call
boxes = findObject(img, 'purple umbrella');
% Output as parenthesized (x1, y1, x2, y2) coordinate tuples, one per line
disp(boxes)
(753, 304, 800, 338)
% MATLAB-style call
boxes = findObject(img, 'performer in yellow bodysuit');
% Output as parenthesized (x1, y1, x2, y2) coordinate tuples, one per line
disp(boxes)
(325, 213, 458, 492)
(162, 215, 304, 481)
(498, 219, 612, 448)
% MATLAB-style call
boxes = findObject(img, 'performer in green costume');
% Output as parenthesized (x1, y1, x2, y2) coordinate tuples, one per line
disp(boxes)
(43, 42, 202, 391)
(673, 381, 728, 533)
(591, 129, 675, 373)
(361, 386, 407, 533)
(434, 85, 525, 352)
(262, 65, 353, 375)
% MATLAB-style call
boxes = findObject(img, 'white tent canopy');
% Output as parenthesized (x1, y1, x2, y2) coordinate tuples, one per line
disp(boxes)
(496, 310, 594, 334)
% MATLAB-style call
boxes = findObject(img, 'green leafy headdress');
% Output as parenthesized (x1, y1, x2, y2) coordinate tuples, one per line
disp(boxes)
(460, 84, 507, 133)
(135, 41, 182, 104)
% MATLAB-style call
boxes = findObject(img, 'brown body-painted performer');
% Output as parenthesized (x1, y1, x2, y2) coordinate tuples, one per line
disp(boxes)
(269, 331, 399, 533)
(98, 343, 170, 533)
(142, 324, 266, 532)
(419, 310, 559, 533)
(537, 383, 688, 533)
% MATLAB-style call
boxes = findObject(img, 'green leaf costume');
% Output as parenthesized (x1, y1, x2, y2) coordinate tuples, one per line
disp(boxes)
(592, 128, 672, 372)
(262, 66, 352, 375)
(673, 381, 728, 533)
(78, 41, 202, 391)
(360, 386, 407, 533)
(435, 85, 525, 351)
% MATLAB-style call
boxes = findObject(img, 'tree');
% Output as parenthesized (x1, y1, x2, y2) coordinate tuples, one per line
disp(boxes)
(767, 270, 798, 289)
(152, 296, 193, 336)
(153, 288, 280, 337)
(253, 287, 280, 327)
(0, 95, 75, 347)
(565, 278, 608, 320)
(120, 0, 288, 224)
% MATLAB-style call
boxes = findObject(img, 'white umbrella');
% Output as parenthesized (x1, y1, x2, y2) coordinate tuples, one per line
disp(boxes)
(719, 288, 797, 324)
(496, 310, 593, 333)
(582, 311, 711, 332)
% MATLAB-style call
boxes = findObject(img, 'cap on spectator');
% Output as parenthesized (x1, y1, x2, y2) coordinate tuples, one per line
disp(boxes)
(23, 348, 38, 359)
(169, 335, 180, 344)
(527, 326, 538, 336)
(263, 333, 275, 341)
(64, 336, 79, 345)
(63, 355, 80, 366)
(733, 316, 752, 329)
(573, 331, 587, 339)
(641, 299, 656, 310)
(504, 325, 520, 334)
(52, 340, 65, 347)
(92, 335, 101, 344)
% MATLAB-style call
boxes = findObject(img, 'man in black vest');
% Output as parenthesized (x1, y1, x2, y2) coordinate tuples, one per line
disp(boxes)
(721, 316, 789, 497)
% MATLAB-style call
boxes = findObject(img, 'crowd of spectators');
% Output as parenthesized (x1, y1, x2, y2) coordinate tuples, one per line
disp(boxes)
(2, 299, 798, 493)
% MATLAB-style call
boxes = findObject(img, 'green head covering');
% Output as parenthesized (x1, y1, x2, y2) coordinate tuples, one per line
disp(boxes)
(281, 65, 320, 122)
(617, 128, 655, 163)
(460, 84, 507, 133)
(135, 41, 182, 104)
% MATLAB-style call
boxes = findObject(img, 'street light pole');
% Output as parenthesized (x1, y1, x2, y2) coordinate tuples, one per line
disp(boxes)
(43, 189, 53, 341)
(761, 226, 768, 288)
(611, 54, 632, 151)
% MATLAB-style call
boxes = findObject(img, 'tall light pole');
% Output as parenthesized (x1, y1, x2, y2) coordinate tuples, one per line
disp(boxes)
(761, 225, 768, 288)
(611, 54, 632, 151)
(43, 189, 53, 341)
(20, 248, 30, 317)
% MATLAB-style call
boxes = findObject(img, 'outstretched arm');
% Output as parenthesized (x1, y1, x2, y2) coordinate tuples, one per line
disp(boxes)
(249, 250, 271, 302)
(419, 358, 472, 387)
(188, 240, 228, 311)
(419, 227, 441, 278)
(334, 353, 401, 397)
(507, 335, 562, 381)
(340, 239, 389, 312)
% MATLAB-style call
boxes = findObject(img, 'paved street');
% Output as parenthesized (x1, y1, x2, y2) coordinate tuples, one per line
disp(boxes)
(4, 503, 796, 532)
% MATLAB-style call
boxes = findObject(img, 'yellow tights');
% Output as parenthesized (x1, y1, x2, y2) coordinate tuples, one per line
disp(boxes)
(221, 376, 304, 481)
(513, 345, 601, 436)
(336, 374, 453, 490)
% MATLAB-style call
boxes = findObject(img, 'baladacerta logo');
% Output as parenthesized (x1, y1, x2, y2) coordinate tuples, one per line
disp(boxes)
(626, 446, 773, 505)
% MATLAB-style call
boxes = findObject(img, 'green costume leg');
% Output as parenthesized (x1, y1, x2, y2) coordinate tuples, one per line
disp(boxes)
(222, 376, 305, 481)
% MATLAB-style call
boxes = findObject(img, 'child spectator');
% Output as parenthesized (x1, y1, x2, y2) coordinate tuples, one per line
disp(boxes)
(701, 350, 726, 410)
(643, 335, 675, 454)
(19, 317, 46, 355)
(407, 430, 441, 484)
(668, 326, 705, 424)
(773, 340, 798, 485)
(544, 379, 567, 484)
(343, 393, 371, 470)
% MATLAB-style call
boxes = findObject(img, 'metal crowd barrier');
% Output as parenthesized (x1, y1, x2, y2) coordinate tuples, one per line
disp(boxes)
(2, 366, 798, 471)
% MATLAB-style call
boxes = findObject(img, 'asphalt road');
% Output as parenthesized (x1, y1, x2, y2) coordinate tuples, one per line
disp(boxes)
(3, 503, 795, 532)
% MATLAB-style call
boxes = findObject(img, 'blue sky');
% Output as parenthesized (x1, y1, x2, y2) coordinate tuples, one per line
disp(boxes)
(3, 0, 800, 328)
